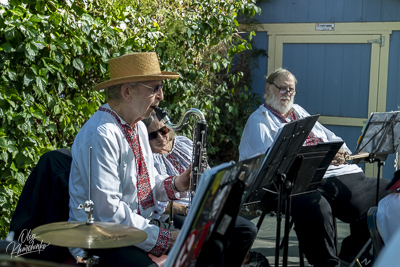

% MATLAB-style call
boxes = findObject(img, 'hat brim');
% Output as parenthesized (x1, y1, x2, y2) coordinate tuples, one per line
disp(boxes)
(93, 71, 180, 91)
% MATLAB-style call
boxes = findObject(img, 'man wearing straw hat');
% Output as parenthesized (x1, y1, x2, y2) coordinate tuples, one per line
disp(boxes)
(68, 52, 190, 266)
(68, 52, 258, 266)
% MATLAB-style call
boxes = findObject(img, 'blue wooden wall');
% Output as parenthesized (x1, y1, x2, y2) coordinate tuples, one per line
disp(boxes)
(254, 0, 400, 23)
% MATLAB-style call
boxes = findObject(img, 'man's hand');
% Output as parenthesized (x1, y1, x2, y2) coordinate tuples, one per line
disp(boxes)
(169, 230, 180, 250)
(331, 148, 348, 166)
(164, 202, 188, 215)
(174, 166, 191, 192)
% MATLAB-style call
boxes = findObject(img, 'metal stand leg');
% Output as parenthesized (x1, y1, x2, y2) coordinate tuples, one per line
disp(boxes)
(348, 239, 372, 267)
(375, 160, 384, 206)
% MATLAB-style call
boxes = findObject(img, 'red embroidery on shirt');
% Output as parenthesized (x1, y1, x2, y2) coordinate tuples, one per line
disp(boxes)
(167, 153, 186, 174)
(149, 227, 171, 256)
(99, 106, 155, 211)
(164, 176, 178, 200)
(264, 104, 324, 146)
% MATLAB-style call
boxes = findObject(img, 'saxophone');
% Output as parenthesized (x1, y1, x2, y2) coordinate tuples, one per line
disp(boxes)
(153, 106, 207, 203)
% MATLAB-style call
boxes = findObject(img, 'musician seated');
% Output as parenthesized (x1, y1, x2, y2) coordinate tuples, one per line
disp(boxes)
(142, 111, 208, 225)
(68, 52, 189, 266)
(143, 112, 264, 267)
(239, 67, 390, 267)
(377, 169, 400, 244)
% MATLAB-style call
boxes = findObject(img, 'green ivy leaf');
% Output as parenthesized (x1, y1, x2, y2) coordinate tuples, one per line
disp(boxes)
(5, 70, 17, 81)
(15, 172, 25, 186)
(25, 42, 39, 61)
(30, 107, 46, 120)
(35, 77, 47, 93)
(0, 137, 9, 149)
(1, 42, 14, 53)
(10, 162, 18, 172)
(23, 73, 35, 86)
(72, 58, 84, 72)
(57, 81, 65, 94)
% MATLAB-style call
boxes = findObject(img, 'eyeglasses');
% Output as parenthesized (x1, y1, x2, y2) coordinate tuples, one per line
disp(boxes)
(138, 83, 164, 94)
(272, 82, 297, 95)
(148, 126, 170, 140)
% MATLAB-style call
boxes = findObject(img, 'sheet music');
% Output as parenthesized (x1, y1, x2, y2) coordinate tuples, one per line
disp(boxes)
(242, 114, 320, 205)
(165, 162, 233, 267)
(165, 157, 264, 267)
(352, 111, 400, 163)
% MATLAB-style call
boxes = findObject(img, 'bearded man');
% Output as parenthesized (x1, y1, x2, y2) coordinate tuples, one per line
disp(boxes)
(239, 68, 389, 267)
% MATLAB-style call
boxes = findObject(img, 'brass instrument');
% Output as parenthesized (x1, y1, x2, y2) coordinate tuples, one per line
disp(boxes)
(153, 107, 207, 208)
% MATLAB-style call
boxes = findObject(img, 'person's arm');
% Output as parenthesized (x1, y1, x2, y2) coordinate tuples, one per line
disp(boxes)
(295, 104, 351, 152)
(239, 113, 278, 161)
(69, 131, 170, 256)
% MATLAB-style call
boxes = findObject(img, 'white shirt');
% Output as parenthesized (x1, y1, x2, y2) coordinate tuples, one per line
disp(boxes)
(152, 136, 192, 220)
(69, 103, 185, 258)
(373, 225, 400, 267)
(376, 193, 400, 244)
(239, 104, 363, 178)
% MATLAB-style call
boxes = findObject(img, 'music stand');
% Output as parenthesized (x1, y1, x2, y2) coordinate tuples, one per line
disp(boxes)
(242, 114, 320, 207)
(267, 142, 344, 267)
(241, 115, 323, 267)
(165, 155, 265, 267)
(277, 141, 343, 266)
(350, 111, 400, 204)
(291, 141, 344, 196)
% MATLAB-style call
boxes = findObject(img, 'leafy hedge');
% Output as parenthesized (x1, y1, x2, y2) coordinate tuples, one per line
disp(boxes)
(0, 0, 261, 238)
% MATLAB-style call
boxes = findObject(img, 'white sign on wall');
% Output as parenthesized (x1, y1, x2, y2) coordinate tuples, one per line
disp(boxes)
(315, 23, 335, 31)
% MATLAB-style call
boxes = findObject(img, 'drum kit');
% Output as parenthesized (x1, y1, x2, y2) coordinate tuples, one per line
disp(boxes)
(0, 147, 148, 267)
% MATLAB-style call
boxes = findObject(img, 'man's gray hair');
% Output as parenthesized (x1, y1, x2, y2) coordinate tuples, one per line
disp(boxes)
(265, 67, 297, 85)
(105, 84, 122, 101)
(105, 82, 138, 101)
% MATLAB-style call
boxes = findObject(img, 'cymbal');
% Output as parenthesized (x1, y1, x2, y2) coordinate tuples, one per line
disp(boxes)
(32, 221, 147, 249)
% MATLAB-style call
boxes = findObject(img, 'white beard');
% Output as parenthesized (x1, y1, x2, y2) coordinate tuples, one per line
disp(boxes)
(265, 92, 294, 116)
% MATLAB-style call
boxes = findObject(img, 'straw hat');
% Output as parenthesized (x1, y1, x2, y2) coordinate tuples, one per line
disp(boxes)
(93, 52, 180, 91)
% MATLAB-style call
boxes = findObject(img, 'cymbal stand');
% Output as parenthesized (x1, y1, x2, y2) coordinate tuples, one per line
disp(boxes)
(77, 146, 99, 266)
(77, 146, 95, 225)
(82, 249, 100, 267)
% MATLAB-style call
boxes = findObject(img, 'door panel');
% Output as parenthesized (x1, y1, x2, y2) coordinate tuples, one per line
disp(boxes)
(271, 34, 382, 176)
(283, 43, 371, 119)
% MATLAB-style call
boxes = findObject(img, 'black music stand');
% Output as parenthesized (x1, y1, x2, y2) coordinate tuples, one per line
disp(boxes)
(165, 155, 265, 267)
(291, 141, 344, 196)
(257, 142, 342, 267)
(277, 141, 343, 266)
(242, 114, 320, 207)
(350, 111, 400, 204)
(241, 115, 323, 267)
